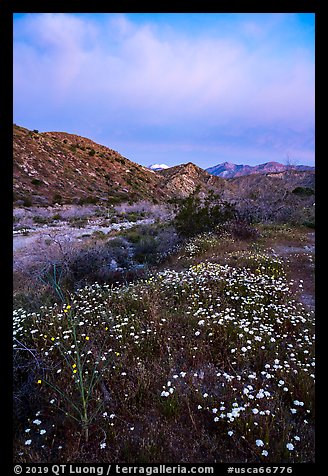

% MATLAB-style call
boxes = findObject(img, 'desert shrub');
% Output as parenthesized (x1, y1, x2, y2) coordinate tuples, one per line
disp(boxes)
(155, 226, 180, 256)
(32, 216, 49, 225)
(122, 229, 141, 244)
(92, 230, 107, 240)
(52, 194, 63, 204)
(115, 157, 126, 165)
(125, 212, 143, 222)
(64, 239, 131, 287)
(68, 217, 88, 228)
(133, 236, 158, 264)
(79, 196, 98, 205)
(31, 178, 43, 186)
(121, 224, 179, 265)
(173, 189, 236, 238)
(292, 187, 314, 196)
(23, 196, 32, 207)
(88, 148, 96, 156)
(302, 220, 315, 229)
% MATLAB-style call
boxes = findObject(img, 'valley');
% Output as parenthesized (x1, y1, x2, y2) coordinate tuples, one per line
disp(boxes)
(13, 125, 315, 464)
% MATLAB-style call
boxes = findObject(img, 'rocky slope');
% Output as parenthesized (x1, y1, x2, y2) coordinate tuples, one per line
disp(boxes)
(13, 125, 169, 206)
(13, 125, 315, 212)
(158, 162, 232, 198)
(13, 125, 230, 206)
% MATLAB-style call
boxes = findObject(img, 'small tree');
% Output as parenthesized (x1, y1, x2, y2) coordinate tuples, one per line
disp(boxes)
(173, 188, 236, 238)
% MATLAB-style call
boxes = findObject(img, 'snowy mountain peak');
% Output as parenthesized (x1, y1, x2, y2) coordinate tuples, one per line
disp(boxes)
(149, 163, 170, 171)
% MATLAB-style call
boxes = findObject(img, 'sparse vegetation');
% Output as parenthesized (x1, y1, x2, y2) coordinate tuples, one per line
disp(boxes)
(13, 125, 315, 463)
(22, 196, 33, 207)
(13, 228, 315, 463)
(292, 186, 314, 196)
(52, 194, 63, 205)
(31, 178, 43, 186)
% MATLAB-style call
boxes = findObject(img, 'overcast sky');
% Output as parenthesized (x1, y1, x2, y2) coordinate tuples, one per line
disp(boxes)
(13, 13, 315, 168)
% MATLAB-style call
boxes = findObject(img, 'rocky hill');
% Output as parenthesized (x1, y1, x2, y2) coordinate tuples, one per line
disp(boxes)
(206, 161, 314, 178)
(227, 170, 315, 224)
(231, 169, 315, 194)
(158, 162, 232, 198)
(13, 125, 170, 206)
(13, 125, 231, 206)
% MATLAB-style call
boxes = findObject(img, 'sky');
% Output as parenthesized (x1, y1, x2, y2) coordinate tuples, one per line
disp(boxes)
(13, 13, 315, 168)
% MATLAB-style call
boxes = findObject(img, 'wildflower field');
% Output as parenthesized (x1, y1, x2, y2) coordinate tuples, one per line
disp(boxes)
(13, 225, 315, 463)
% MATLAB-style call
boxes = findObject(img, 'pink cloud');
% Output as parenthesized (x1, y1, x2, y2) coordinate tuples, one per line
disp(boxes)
(14, 13, 314, 166)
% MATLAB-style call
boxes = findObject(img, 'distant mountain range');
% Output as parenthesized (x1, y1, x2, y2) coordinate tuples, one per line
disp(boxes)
(206, 161, 314, 179)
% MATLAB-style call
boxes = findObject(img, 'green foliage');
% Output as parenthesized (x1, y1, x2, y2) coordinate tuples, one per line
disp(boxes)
(88, 148, 96, 156)
(173, 189, 236, 238)
(33, 216, 49, 225)
(31, 178, 43, 186)
(107, 195, 124, 205)
(302, 220, 315, 229)
(79, 196, 98, 205)
(292, 186, 314, 196)
(23, 196, 32, 207)
(52, 194, 63, 204)
(115, 157, 126, 165)
(134, 236, 158, 264)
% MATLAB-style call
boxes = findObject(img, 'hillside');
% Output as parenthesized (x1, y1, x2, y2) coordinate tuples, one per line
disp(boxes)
(158, 162, 233, 198)
(13, 126, 231, 206)
(228, 171, 315, 225)
(13, 125, 315, 226)
(13, 125, 168, 206)
(231, 169, 315, 196)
